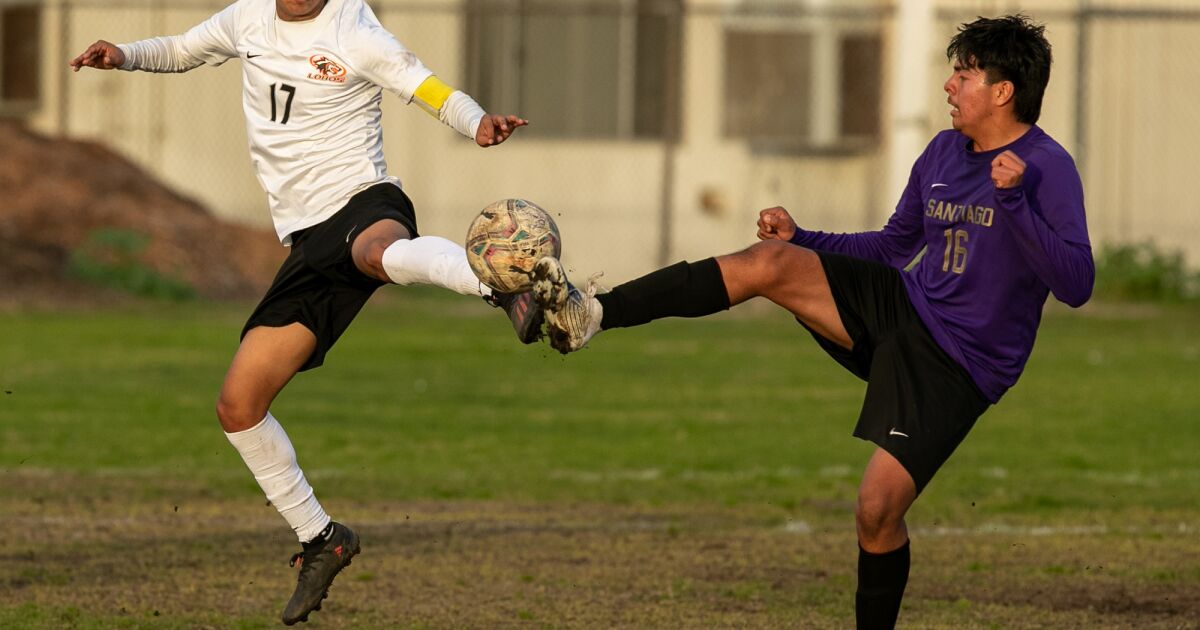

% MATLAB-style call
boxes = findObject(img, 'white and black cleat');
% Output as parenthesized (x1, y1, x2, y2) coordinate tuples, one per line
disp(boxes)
(531, 257, 603, 354)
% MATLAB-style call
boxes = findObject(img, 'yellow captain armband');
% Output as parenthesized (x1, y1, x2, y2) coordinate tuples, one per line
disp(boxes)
(414, 75, 455, 118)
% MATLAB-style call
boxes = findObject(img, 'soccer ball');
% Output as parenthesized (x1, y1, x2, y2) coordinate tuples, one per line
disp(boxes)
(465, 199, 562, 294)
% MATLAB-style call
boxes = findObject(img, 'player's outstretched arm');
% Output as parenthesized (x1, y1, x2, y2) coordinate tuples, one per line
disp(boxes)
(69, 7, 239, 75)
(475, 114, 528, 147)
(757, 206, 798, 242)
(69, 40, 126, 72)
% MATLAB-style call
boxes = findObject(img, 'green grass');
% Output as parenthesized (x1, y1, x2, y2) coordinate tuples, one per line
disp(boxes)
(1, 291, 1197, 627)
(2, 292, 1196, 516)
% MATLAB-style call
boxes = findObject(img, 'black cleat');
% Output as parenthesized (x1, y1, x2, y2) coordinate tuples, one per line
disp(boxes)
(485, 290, 544, 344)
(281, 522, 360, 626)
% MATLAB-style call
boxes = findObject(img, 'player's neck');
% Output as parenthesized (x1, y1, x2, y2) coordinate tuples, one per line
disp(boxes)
(277, 0, 327, 22)
(968, 120, 1032, 153)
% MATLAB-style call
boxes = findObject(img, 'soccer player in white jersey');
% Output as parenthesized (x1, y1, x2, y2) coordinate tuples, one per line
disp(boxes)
(70, 0, 533, 623)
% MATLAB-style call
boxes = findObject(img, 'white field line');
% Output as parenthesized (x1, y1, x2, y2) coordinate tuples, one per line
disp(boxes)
(4, 514, 1195, 539)
(781, 522, 1198, 538)
(547, 466, 1200, 486)
(548, 466, 857, 483)
(912, 523, 1111, 537)
(7, 465, 1200, 488)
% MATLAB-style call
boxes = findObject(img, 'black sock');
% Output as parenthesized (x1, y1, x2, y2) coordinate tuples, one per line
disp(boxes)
(596, 258, 730, 330)
(855, 540, 910, 630)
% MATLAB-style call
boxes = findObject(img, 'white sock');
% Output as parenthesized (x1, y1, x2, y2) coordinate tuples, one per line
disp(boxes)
(225, 412, 331, 543)
(381, 236, 490, 297)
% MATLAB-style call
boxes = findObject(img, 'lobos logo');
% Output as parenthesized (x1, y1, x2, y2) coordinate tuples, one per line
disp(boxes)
(308, 55, 347, 83)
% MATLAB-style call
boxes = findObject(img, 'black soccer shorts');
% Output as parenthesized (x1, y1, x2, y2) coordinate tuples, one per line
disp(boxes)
(242, 183, 419, 371)
(802, 251, 991, 494)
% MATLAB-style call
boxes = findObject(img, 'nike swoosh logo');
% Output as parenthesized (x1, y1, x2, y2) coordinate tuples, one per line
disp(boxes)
(246, 52, 262, 59)
(930, 183, 948, 189)
(345, 224, 358, 243)
(888, 429, 910, 438)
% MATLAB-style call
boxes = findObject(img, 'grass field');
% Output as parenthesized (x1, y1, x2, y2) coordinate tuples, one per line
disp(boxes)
(1, 290, 1198, 628)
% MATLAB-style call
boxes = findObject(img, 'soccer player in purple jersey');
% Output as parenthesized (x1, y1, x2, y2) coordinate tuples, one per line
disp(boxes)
(532, 14, 1093, 629)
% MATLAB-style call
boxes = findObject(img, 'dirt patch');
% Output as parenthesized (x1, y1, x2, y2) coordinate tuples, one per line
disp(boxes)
(0, 121, 283, 302)
(2, 475, 1199, 628)
(911, 536, 1200, 629)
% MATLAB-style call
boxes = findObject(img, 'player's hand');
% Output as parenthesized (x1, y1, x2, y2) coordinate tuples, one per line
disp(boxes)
(991, 150, 1026, 189)
(70, 40, 125, 72)
(757, 206, 797, 241)
(476, 114, 528, 147)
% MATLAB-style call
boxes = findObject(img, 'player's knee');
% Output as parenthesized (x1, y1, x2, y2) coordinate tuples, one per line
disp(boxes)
(214, 396, 239, 429)
(215, 394, 265, 433)
(739, 241, 788, 288)
(743, 240, 816, 293)
(856, 491, 904, 542)
(351, 236, 394, 283)
(350, 230, 400, 282)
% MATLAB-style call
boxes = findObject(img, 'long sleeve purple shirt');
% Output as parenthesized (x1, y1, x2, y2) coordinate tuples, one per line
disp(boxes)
(790, 126, 1094, 402)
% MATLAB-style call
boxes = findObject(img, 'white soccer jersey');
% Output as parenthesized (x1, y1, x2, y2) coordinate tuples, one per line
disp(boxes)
(118, 0, 477, 243)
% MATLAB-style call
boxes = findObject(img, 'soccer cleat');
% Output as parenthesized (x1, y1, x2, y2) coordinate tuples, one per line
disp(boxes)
(531, 257, 603, 354)
(281, 522, 360, 626)
(484, 289, 544, 344)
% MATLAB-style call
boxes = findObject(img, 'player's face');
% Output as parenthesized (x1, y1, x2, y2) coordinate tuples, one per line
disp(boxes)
(276, 0, 326, 22)
(943, 62, 994, 137)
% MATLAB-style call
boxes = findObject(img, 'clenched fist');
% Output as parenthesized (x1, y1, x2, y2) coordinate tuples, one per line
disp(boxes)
(991, 150, 1025, 189)
(757, 206, 797, 241)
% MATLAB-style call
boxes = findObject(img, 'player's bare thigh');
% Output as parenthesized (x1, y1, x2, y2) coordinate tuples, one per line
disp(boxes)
(716, 241, 852, 350)
(351, 219, 413, 282)
(216, 323, 316, 432)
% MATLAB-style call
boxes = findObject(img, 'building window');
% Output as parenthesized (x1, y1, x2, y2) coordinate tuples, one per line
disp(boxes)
(838, 32, 882, 141)
(1, 4, 41, 115)
(724, 30, 815, 143)
(723, 13, 882, 153)
(465, 0, 681, 140)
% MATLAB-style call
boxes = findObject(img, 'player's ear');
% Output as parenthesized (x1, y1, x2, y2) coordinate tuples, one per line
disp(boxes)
(993, 80, 1016, 108)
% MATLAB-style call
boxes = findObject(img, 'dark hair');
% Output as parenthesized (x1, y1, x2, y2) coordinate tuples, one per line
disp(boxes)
(946, 14, 1052, 124)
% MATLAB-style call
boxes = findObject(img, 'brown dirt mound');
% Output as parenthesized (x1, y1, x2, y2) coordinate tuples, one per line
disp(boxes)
(0, 120, 283, 301)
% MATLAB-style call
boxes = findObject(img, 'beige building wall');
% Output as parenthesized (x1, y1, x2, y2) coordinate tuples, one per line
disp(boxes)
(1082, 15, 1200, 263)
(670, 0, 887, 268)
(23, 0, 1200, 285)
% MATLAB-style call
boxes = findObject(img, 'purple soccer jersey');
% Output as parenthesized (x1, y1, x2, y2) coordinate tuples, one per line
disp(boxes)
(790, 126, 1094, 402)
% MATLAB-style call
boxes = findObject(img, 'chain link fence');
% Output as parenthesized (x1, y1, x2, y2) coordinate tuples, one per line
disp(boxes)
(10, 0, 1200, 281)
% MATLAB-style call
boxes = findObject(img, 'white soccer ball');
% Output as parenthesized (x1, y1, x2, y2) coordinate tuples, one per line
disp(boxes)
(465, 199, 562, 294)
